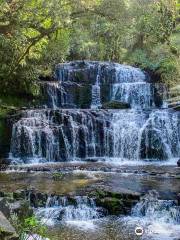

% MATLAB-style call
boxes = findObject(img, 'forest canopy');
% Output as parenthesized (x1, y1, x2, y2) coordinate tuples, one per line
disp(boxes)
(0, 0, 179, 96)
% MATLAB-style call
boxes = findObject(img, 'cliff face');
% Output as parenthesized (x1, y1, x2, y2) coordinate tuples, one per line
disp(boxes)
(0, 111, 22, 160)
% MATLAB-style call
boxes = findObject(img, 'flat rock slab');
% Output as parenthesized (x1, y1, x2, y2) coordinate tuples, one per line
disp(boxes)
(0, 163, 179, 200)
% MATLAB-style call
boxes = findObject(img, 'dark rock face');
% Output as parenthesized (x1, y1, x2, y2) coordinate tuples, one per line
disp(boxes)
(177, 193, 180, 205)
(102, 101, 130, 109)
(0, 111, 22, 159)
(177, 159, 180, 167)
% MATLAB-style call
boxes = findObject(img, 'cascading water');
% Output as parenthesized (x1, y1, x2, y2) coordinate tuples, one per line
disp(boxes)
(112, 83, 154, 109)
(35, 196, 103, 228)
(123, 190, 180, 240)
(10, 109, 179, 163)
(91, 65, 102, 109)
(10, 109, 111, 162)
(9, 61, 180, 164)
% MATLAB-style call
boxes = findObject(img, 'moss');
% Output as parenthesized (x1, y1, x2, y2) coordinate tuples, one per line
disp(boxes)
(52, 172, 65, 181)
(96, 197, 124, 215)
(102, 101, 130, 109)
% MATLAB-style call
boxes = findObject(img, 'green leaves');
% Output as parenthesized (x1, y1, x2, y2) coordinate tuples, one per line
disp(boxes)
(0, 0, 179, 95)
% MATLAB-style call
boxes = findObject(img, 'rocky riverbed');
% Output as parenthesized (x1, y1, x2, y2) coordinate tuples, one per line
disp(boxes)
(0, 162, 180, 240)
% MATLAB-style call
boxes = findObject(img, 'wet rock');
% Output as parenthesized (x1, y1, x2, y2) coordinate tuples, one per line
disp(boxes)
(13, 190, 26, 200)
(177, 193, 180, 205)
(85, 158, 99, 163)
(96, 197, 125, 215)
(28, 191, 48, 208)
(140, 128, 168, 160)
(0, 211, 18, 240)
(177, 159, 180, 167)
(93, 188, 140, 215)
(102, 101, 130, 109)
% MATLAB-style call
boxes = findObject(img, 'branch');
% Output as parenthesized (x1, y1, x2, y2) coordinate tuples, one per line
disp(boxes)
(7, 25, 62, 77)
(71, 8, 118, 21)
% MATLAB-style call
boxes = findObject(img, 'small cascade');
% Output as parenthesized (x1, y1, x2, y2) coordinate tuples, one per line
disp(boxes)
(112, 82, 154, 109)
(132, 191, 180, 223)
(139, 110, 180, 160)
(123, 191, 180, 239)
(111, 110, 146, 160)
(42, 82, 74, 109)
(35, 196, 102, 226)
(91, 65, 102, 109)
(44, 82, 61, 109)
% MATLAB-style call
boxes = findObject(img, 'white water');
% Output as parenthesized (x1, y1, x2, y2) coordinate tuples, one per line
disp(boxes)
(36, 196, 102, 229)
(91, 65, 102, 109)
(10, 109, 179, 163)
(112, 82, 154, 109)
(9, 62, 180, 164)
(123, 191, 180, 240)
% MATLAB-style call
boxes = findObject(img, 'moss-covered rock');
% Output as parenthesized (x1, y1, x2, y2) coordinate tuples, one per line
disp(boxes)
(91, 188, 140, 215)
(102, 101, 130, 109)
(96, 197, 125, 215)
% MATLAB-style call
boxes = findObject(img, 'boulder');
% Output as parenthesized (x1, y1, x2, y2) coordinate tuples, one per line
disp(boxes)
(0, 211, 18, 240)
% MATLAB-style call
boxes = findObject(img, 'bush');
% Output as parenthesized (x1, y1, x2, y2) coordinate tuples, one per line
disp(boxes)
(11, 214, 47, 240)
(127, 44, 180, 86)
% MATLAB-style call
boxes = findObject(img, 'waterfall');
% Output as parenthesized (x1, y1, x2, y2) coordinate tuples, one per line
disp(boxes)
(10, 108, 179, 163)
(111, 110, 146, 160)
(44, 82, 61, 109)
(10, 109, 111, 162)
(41, 81, 75, 109)
(35, 196, 102, 227)
(9, 61, 180, 164)
(91, 65, 102, 109)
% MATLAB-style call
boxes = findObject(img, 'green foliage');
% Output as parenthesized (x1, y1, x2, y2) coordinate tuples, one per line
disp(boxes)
(0, 0, 179, 95)
(11, 214, 47, 240)
(128, 43, 180, 85)
(52, 172, 65, 181)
